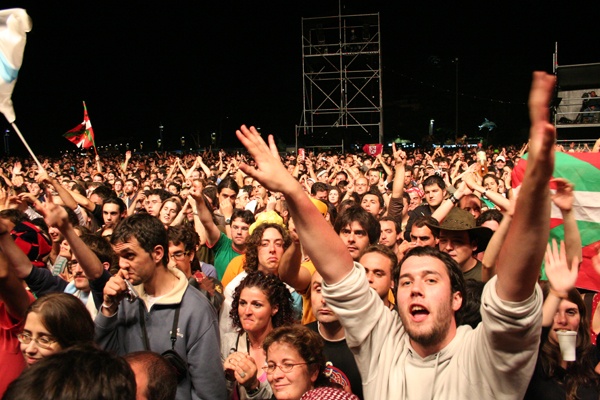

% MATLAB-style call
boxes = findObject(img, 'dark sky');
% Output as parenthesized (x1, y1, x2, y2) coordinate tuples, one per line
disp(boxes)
(1, 1, 593, 156)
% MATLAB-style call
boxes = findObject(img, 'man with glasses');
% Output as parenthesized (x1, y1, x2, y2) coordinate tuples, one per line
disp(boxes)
(354, 177, 369, 196)
(167, 225, 223, 312)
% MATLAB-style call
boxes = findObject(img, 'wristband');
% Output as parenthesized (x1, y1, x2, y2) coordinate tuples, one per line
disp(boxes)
(101, 302, 117, 311)
(449, 194, 458, 204)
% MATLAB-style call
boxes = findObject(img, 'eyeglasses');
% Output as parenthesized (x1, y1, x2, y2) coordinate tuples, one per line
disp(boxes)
(17, 333, 57, 350)
(262, 362, 308, 374)
(170, 251, 189, 260)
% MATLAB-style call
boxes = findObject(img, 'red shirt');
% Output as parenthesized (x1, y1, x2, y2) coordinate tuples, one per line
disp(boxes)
(0, 294, 34, 396)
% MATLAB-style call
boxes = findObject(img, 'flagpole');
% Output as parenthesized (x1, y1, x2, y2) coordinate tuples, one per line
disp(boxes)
(10, 122, 43, 170)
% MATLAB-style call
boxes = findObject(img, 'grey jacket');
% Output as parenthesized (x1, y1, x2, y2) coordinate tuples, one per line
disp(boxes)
(95, 267, 227, 400)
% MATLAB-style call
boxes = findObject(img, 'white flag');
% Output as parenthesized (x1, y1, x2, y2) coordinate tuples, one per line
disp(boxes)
(0, 9, 31, 123)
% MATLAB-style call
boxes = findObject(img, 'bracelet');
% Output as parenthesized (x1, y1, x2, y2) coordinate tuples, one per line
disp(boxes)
(449, 194, 458, 204)
(101, 302, 116, 310)
(482, 189, 488, 197)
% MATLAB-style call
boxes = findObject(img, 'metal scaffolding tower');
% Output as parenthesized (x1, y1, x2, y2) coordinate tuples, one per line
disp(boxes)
(298, 12, 383, 148)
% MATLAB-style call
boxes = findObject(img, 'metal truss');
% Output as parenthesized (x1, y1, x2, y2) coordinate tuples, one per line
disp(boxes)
(298, 12, 383, 145)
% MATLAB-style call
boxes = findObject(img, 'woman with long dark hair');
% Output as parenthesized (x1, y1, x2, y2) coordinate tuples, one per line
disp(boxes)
(525, 241, 600, 399)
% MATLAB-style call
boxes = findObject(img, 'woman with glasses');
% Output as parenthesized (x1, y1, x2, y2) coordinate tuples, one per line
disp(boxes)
(18, 293, 94, 368)
(263, 325, 357, 400)
(221, 271, 295, 399)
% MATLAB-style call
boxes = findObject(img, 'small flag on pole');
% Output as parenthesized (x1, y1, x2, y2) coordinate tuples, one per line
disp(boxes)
(64, 102, 96, 149)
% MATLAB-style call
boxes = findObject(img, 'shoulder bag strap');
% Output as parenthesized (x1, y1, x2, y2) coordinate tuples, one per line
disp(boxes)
(169, 305, 181, 350)
(138, 300, 151, 351)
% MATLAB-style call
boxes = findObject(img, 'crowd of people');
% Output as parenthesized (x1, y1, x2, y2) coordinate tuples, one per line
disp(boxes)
(1, 72, 600, 399)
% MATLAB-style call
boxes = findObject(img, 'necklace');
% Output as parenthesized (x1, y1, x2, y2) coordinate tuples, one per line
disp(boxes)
(317, 321, 345, 342)
(245, 332, 263, 354)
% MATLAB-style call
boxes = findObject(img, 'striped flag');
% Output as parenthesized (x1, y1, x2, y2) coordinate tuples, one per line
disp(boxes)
(0, 9, 32, 123)
(512, 151, 600, 290)
(64, 102, 96, 149)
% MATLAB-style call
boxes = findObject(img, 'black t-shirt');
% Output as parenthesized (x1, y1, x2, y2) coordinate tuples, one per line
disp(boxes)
(306, 321, 364, 400)
(524, 326, 600, 400)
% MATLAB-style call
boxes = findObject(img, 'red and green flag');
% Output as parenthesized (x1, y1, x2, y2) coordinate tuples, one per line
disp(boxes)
(64, 101, 95, 149)
(512, 151, 600, 290)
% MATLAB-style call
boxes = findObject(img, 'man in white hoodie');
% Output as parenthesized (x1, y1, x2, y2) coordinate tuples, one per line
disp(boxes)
(234, 71, 556, 400)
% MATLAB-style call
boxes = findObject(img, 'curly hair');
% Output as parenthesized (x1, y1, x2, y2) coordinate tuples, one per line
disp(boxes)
(229, 271, 296, 331)
(243, 223, 291, 272)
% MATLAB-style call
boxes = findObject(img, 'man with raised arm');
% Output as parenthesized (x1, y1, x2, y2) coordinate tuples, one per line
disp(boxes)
(235, 71, 556, 400)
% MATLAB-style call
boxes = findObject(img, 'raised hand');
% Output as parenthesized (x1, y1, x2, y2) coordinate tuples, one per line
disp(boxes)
(544, 239, 578, 296)
(551, 178, 574, 212)
(36, 168, 51, 184)
(188, 180, 204, 201)
(526, 72, 556, 175)
(220, 197, 233, 218)
(392, 143, 406, 165)
(12, 161, 21, 176)
(236, 125, 296, 194)
(34, 189, 69, 230)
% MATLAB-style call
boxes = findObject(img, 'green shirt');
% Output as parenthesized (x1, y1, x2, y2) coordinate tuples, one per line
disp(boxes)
(210, 232, 243, 280)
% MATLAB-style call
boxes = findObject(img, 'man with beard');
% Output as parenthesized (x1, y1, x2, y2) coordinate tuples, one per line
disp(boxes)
(234, 71, 554, 400)
(122, 179, 139, 211)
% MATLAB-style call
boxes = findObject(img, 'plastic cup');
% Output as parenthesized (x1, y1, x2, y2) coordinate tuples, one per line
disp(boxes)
(556, 330, 577, 361)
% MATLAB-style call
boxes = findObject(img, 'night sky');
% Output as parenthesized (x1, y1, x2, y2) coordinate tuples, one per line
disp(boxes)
(1, 1, 593, 156)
